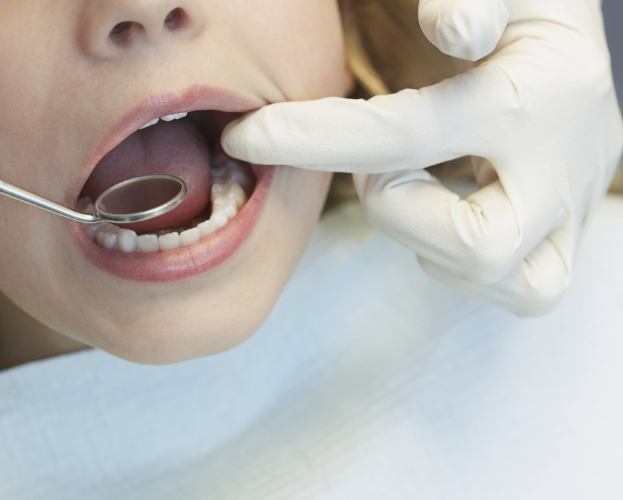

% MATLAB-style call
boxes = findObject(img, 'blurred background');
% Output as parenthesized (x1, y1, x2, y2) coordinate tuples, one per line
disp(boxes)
(604, 0, 622, 102)
(603, 0, 622, 191)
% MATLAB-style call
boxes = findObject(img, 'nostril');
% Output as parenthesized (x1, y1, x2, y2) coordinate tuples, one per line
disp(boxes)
(110, 21, 132, 36)
(109, 21, 142, 46)
(164, 8, 187, 30)
(105, 7, 190, 49)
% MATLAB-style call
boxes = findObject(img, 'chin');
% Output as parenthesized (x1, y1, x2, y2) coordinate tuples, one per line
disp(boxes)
(95, 302, 274, 365)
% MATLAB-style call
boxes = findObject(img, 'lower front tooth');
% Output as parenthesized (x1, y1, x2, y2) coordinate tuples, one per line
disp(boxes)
(180, 228, 200, 247)
(159, 232, 181, 251)
(137, 234, 159, 253)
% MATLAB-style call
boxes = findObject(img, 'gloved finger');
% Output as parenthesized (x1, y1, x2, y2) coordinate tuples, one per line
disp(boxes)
(354, 168, 561, 285)
(418, 234, 572, 317)
(470, 156, 498, 188)
(221, 63, 519, 174)
(418, 0, 509, 61)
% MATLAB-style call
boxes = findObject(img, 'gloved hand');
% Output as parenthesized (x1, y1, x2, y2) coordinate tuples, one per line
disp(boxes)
(222, 0, 623, 316)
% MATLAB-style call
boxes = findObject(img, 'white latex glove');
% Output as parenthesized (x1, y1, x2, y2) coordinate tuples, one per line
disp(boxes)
(222, 0, 623, 316)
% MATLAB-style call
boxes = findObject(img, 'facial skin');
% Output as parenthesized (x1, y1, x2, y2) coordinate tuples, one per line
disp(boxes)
(0, 0, 351, 365)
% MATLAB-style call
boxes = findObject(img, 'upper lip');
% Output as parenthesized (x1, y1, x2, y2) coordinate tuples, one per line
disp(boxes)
(71, 85, 261, 205)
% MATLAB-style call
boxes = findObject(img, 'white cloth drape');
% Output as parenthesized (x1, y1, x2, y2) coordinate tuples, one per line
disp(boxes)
(2, 196, 623, 500)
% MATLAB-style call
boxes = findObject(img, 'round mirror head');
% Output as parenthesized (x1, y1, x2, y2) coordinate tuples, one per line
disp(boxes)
(94, 175, 187, 224)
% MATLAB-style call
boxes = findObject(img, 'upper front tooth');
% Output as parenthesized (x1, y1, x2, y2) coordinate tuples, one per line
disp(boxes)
(161, 112, 188, 122)
(140, 118, 159, 130)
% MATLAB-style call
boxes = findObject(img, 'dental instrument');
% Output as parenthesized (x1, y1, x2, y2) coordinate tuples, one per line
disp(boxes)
(0, 175, 187, 225)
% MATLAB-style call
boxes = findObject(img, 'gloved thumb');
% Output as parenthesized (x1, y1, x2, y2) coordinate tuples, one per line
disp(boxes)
(418, 0, 509, 61)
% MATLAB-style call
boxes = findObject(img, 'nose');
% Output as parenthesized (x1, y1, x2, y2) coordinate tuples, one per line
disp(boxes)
(79, 0, 207, 58)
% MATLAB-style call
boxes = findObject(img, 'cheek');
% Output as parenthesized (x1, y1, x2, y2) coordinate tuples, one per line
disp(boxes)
(239, 0, 348, 100)
(0, 203, 70, 317)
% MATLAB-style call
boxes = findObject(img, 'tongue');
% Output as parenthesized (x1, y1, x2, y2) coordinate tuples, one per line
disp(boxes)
(82, 120, 211, 233)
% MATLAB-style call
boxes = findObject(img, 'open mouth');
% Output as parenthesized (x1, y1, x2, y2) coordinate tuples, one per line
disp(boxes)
(71, 87, 275, 282)
(78, 109, 255, 251)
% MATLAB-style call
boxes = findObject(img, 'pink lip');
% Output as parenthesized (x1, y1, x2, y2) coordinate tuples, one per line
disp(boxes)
(70, 85, 275, 282)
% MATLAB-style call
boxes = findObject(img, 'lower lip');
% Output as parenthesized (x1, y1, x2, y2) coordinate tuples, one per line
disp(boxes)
(71, 166, 276, 282)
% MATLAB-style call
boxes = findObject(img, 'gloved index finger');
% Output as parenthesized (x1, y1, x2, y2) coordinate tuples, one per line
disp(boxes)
(220, 89, 479, 174)
(221, 62, 517, 173)
(221, 95, 421, 174)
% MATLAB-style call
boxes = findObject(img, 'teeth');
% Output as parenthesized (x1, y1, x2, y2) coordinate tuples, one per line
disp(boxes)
(139, 112, 188, 130)
(210, 210, 230, 230)
(85, 224, 99, 239)
(118, 229, 138, 253)
(223, 204, 237, 219)
(212, 153, 255, 194)
(139, 118, 160, 130)
(198, 219, 218, 238)
(137, 234, 159, 253)
(161, 112, 188, 122)
(96, 223, 119, 250)
(83, 159, 252, 254)
(180, 228, 201, 247)
(159, 232, 181, 251)
(77, 198, 99, 238)
(77, 198, 95, 213)
(227, 183, 247, 209)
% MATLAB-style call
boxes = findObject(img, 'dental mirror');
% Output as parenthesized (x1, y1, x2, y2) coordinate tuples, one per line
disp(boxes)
(0, 175, 187, 225)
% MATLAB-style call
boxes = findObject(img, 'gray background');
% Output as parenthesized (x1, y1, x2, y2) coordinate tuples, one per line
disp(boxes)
(604, 0, 622, 101)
